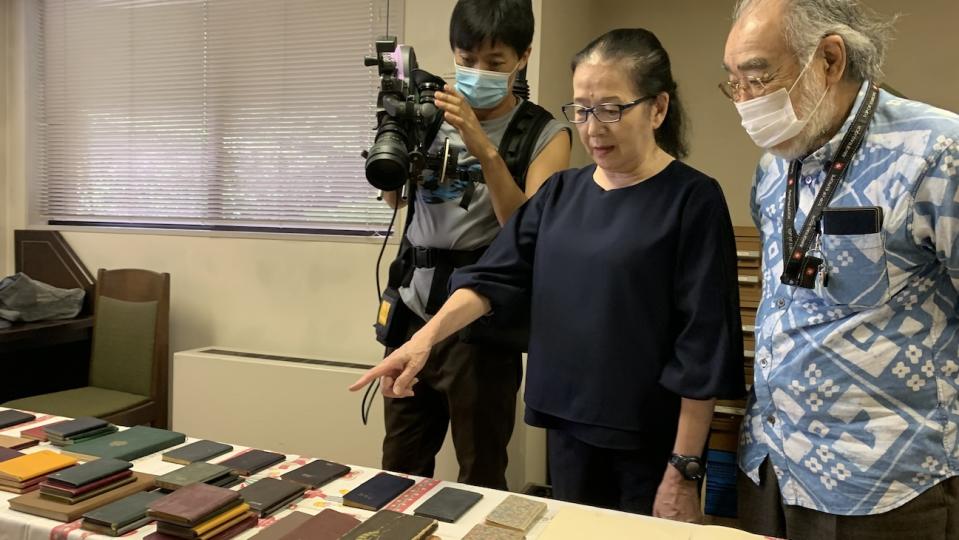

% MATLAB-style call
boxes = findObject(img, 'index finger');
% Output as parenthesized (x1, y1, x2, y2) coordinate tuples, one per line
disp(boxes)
(349, 363, 395, 391)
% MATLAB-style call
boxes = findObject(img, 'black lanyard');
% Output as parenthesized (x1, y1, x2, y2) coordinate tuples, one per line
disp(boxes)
(780, 83, 880, 286)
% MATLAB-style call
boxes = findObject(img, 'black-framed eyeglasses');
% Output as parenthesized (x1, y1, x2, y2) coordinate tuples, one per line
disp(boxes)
(562, 95, 655, 124)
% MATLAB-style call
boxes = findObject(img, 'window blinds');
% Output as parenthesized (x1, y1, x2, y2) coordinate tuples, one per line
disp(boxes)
(34, 0, 400, 234)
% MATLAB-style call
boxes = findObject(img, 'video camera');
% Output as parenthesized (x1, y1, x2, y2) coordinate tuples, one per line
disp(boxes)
(362, 36, 461, 193)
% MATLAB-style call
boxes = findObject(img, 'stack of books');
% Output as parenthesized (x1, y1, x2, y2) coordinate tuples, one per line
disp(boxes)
(156, 462, 240, 491)
(0, 450, 76, 494)
(38, 458, 134, 504)
(81, 490, 166, 537)
(21, 420, 69, 443)
(148, 482, 257, 539)
(8, 472, 155, 522)
(45, 417, 117, 447)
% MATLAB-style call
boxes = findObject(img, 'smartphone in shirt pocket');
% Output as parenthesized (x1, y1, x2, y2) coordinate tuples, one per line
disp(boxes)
(818, 206, 889, 308)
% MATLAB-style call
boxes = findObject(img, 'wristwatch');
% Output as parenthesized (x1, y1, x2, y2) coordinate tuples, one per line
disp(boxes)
(669, 453, 705, 481)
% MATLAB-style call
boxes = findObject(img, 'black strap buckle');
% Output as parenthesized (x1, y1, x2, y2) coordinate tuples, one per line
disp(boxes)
(411, 246, 435, 268)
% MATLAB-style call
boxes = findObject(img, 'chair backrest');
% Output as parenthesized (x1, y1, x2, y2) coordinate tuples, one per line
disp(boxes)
(88, 269, 170, 407)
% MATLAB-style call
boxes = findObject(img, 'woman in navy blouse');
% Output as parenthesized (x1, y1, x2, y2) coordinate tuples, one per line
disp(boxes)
(352, 28, 744, 522)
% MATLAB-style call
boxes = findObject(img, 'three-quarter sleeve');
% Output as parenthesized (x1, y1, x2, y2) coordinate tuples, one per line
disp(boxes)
(659, 178, 746, 399)
(449, 174, 555, 323)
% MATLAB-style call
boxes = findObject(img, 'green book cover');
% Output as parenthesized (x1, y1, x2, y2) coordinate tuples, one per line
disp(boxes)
(156, 462, 231, 490)
(63, 427, 185, 462)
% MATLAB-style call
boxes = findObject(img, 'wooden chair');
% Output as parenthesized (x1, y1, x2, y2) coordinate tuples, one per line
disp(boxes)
(3, 268, 171, 428)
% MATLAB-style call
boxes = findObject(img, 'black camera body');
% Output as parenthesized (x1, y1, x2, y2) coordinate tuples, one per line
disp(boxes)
(362, 36, 459, 193)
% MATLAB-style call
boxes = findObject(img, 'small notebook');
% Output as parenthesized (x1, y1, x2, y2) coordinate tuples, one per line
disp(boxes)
(280, 459, 350, 489)
(155, 462, 233, 491)
(414, 486, 483, 523)
(217, 449, 285, 476)
(162, 440, 233, 465)
(485, 495, 547, 532)
(147, 482, 241, 527)
(47, 457, 132, 487)
(340, 509, 436, 540)
(0, 409, 36, 430)
(237, 477, 306, 517)
(44, 417, 109, 439)
(342, 472, 415, 511)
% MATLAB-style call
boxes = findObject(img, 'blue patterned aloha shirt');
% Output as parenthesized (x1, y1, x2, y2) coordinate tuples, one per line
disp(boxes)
(740, 81, 959, 515)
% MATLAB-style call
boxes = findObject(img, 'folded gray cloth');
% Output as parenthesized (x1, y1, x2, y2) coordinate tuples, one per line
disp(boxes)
(0, 273, 85, 322)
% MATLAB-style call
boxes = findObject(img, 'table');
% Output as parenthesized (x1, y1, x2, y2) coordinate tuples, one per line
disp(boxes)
(0, 410, 761, 540)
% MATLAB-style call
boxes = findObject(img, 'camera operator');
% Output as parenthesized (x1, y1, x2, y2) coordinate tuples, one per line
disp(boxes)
(379, 0, 570, 489)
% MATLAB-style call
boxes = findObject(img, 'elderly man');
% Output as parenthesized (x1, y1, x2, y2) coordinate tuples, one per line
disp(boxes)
(723, 1, 959, 539)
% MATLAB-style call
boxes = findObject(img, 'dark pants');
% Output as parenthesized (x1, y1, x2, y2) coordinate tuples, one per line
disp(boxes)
(738, 459, 959, 540)
(381, 316, 522, 490)
(547, 428, 672, 515)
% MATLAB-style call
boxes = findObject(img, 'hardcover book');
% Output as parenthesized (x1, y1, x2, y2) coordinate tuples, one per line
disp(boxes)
(47, 457, 132, 487)
(162, 440, 233, 465)
(485, 495, 547, 532)
(237, 477, 306, 517)
(49, 424, 119, 446)
(21, 420, 68, 442)
(44, 417, 109, 439)
(280, 459, 350, 489)
(156, 462, 233, 491)
(413, 487, 483, 523)
(39, 473, 136, 504)
(278, 508, 361, 540)
(61, 426, 186, 462)
(0, 450, 77, 482)
(82, 490, 166, 532)
(248, 511, 313, 540)
(342, 472, 415, 511)
(147, 482, 242, 527)
(217, 449, 285, 476)
(0, 409, 36, 429)
(340, 509, 437, 540)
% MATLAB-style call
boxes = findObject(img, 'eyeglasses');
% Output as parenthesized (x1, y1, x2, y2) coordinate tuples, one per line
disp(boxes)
(562, 96, 655, 124)
(718, 70, 780, 100)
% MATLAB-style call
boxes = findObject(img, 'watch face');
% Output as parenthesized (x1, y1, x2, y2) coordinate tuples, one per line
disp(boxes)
(685, 460, 703, 478)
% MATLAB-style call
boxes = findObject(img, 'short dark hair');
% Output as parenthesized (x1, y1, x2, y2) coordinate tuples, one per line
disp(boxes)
(571, 28, 689, 159)
(449, 0, 534, 57)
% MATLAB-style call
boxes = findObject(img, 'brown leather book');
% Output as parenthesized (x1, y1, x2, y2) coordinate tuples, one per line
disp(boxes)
(7, 472, 155, 522)
(279, 508, 361, 540)
(0, 447, 24, 463)
(248, 511, 313, 540)
(148, 482, 241, 527)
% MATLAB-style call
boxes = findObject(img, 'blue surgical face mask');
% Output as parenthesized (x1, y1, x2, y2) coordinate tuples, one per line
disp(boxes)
(454, 62, 517, 109)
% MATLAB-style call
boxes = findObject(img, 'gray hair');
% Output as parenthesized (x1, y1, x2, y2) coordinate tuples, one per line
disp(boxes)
(733, 0, 897, 82)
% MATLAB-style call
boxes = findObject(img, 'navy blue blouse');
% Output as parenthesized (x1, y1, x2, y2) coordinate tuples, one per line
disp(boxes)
(450, 161, 745, 448)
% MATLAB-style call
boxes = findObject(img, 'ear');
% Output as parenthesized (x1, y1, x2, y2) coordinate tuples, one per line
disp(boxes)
(650, 92, 669, 130)
(518, 47, 532, 72)
(820, 34, 847, 85)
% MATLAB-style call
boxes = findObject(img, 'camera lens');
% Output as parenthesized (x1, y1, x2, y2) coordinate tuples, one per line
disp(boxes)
(365, 124, 409, 192)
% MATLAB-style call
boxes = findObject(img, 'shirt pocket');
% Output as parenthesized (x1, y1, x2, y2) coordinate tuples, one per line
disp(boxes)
(817, 232, 891, 308)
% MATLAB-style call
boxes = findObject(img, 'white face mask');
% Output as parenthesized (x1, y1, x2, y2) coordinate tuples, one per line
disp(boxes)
(734, 58, 827, 149)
